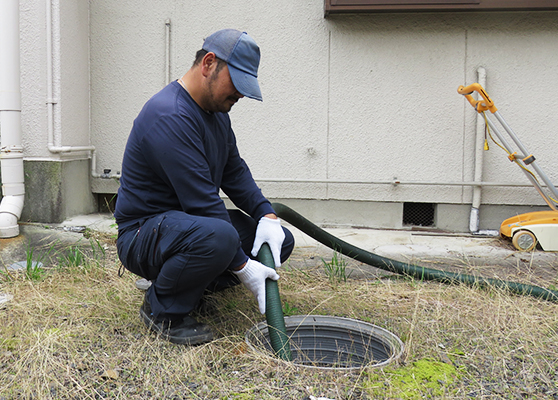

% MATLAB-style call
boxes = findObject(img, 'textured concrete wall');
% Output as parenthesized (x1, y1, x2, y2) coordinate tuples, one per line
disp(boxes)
(16, 0, 95, 222)
(321, 12, 558, 208)
(21, 160, 95, 223)
(19, 0, 48, 157)
(14, 0, 558, 228)
(89, 4, 558, 207)
(20, 0, 91, 158)
(58, 0, 90, 148)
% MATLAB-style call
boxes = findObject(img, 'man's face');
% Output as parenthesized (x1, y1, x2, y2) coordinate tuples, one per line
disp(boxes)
(205, 63, 244, 113)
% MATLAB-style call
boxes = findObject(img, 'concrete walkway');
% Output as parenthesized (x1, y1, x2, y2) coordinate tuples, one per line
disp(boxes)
(62, 213, 558, 284)
(1, 213, 556, 288)
(284, 221, 558, 284)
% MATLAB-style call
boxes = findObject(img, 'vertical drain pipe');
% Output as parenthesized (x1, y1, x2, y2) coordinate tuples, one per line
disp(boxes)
(0, 0, 25, 238)
(469, 67, 497, 236)
(469, 67, 486, 233)
(46, 0, 95, 155)
(165, 19, 171, 84)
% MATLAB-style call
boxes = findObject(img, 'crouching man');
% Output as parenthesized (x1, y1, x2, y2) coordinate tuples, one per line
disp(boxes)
(114, 29, 294, 345)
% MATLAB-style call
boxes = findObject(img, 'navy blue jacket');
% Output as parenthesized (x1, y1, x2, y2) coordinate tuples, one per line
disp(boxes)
(115, 81, 274, 267)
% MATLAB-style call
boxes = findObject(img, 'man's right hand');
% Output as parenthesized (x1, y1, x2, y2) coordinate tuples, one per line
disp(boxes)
(232, 259, 279, 314)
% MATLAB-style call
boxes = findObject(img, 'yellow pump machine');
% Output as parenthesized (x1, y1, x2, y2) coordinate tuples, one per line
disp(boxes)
(458, 83, 558, 252)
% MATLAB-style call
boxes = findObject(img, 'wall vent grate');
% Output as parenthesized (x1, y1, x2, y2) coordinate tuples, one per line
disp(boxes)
(403, 202, 435, 227)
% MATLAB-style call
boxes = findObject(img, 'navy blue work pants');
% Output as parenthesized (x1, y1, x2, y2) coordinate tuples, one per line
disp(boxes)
(117, 210, 294, 321)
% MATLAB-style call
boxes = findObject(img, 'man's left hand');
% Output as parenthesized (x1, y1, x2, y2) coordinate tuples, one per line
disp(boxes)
(251, 214, 285, 268)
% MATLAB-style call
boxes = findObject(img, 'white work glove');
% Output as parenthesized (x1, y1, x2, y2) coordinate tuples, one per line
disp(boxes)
(233, 259, 280, 314)
(251, 216, 286, 268)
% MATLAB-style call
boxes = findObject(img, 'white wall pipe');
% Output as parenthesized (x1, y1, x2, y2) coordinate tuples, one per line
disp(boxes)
(165, 19, 171, 84)
(90, 150, 121, 179)
(45, 0, 120, 182)
(255, 177, 542, 188)
(469, 67, 487, 233)
(46, 0, 95, 155)
(0, 0, 25, 238)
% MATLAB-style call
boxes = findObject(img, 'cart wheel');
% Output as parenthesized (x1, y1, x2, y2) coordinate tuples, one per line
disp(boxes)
(512, 230, 537, 251)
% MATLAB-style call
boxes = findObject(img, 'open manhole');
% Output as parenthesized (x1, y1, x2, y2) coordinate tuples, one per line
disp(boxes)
(246, 315, 404, 370)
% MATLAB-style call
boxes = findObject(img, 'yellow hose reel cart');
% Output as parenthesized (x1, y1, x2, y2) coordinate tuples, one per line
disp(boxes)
(458, 83, 558, 252)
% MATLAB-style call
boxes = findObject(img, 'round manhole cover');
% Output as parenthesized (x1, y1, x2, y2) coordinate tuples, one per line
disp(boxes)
(246, 315, 404, 370)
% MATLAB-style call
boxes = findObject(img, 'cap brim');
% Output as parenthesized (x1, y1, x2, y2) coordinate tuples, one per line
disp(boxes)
(228, 64, 262, 101)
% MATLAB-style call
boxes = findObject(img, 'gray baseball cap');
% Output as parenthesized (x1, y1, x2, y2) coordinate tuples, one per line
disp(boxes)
(202, 29, 262, 101)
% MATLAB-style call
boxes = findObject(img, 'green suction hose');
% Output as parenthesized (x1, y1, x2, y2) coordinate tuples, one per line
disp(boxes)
(257, 243, 292, 361)
(272, 202, 558, 303)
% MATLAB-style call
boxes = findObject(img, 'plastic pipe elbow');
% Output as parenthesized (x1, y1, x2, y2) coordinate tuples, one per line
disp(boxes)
(0, 194, 24, 238)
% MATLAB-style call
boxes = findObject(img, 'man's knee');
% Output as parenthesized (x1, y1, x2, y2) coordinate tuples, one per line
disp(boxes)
(156, 213, 241, 270)
(197, 218, 240, 264)
(281, 227, 295, 263)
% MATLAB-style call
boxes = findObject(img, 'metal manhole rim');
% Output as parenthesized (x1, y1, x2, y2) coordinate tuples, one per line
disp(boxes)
(245, 314, 405, 370)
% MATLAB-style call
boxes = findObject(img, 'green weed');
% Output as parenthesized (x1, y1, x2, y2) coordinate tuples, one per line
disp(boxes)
(109, 222, 118, 240)
(24, 242, 54, 281)
(58, 245, 86, 269)
(89, 238, 107, 267)
(282, 300, 299, 316)
(321, 251, 351, 284)
(56, 238, 107, 271)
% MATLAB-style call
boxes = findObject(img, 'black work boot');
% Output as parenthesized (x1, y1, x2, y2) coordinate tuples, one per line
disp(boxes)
(140, 293, 214, 345)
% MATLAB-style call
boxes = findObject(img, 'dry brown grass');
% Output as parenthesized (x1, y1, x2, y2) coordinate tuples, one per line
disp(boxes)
(0, 236, 557, 399)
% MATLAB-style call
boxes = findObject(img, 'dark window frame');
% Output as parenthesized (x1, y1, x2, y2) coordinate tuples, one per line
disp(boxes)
(325, 0, 558, 15)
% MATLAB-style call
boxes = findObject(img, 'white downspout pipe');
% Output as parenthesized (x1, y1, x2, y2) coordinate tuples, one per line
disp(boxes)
(0, 0, 25, 238)
(469, 67, 498, 236)
(469, 67, 486, 233)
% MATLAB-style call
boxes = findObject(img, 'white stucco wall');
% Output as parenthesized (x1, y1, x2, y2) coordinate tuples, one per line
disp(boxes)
(88, 3, 558, 209)
(58, 0, 89, 148)
(15, 0, 96, 222)
(14, 1, 558, 225)
(20, 0, 90, 159)
(19, 0, 48, 157)
(323, 12, 558, 207)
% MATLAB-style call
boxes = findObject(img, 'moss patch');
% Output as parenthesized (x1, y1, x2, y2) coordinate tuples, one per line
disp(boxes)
(365, 358, 460, 399)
